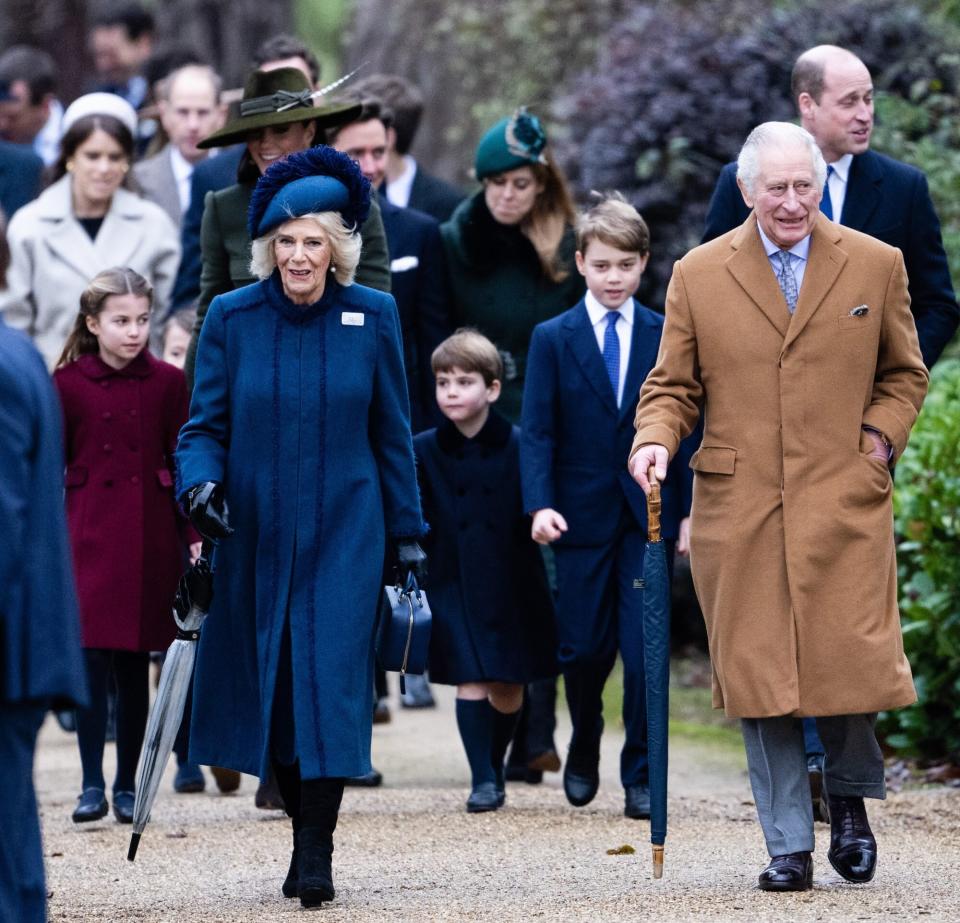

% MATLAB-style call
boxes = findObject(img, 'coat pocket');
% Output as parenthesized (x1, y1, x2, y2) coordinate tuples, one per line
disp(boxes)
(838, 312, 873, 330)
(65, 464, 88, 487)
(690, 445, 736, 475)
(156, 467, 174, 488)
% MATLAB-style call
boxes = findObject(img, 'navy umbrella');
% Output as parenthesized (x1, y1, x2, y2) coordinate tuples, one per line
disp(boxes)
(128, 538, 215, 862)
(642, 468, 671, 878)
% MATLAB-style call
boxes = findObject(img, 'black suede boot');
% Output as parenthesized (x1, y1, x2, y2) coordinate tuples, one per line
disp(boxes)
(298, 778, 345, 908)
(271, 759, 303, 899)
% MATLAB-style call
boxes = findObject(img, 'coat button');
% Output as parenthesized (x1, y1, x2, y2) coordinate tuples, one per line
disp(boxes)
(130, 409, 137, 417)
(458, 520, 468, 530)
(129, 442, 139, 452)
(482, 486, 493, 495)
(100, 381, 109, 389)
(456, 486, 467, 497)
(456, 451, 465, 461)
(131, 475, 140, 485)
(102, 411, 112, 420)
(103, 443, 112, 452)
(104, 479, 113, 487)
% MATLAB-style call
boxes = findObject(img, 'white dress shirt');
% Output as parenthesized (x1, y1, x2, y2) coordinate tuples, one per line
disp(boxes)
(824, 152, 853, 223)
(757, 223, 811, 292)
(385, 155, 418, 209)
(34, 99, 64, 167)
(585, 290, 634, 406)
(169, 147, 195, 214)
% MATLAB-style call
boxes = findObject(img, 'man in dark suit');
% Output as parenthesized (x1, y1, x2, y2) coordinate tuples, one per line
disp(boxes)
(703, 45, 959, 370)
(327, 97, 452, 432)
(0, 81, 42, 221)
(0, 311, 87, 922)
(353, 74, 464, 223)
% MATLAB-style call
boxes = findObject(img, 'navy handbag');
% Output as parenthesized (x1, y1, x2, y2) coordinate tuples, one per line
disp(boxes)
(377, 572, 432, 694)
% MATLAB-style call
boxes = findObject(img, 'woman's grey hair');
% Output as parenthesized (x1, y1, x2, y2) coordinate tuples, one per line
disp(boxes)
(249, 211, 362, 286)
(736, 122, 827, 196)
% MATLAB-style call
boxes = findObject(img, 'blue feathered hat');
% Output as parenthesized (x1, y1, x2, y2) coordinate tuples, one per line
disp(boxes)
(247, 146, 372, 239)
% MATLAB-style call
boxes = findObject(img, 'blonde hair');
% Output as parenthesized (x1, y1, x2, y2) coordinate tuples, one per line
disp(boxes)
(431, 328, 503, 386)
(576, 192, 650, 256)
(57, 267, 153, 368)
(249, 211, 361, 287)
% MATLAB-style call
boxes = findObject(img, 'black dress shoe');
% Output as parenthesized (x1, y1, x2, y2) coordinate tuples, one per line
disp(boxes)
(563, 765, 600, 807)
(624, 784, 651, 819)
(466, 781, 502, 813)
(758, 851, 813, 891)
(827, 796, 877, 883)
(344, 768, 383, 787)
(298, 827, 335, 907)
(71, 788, 108, 823)
(112, 790, 135, 824)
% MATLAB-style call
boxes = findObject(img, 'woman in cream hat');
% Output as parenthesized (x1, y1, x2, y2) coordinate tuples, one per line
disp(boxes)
(0, 92, 179, 368)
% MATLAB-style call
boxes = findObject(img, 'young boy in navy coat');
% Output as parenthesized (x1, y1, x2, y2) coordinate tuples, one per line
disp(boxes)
(521, 195, 696, 819)
(415, 330, 556, 813)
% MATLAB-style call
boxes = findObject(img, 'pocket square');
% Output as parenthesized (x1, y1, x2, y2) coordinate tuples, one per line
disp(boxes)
(390, 255, 419, 272)
(848, 305, 869, 317)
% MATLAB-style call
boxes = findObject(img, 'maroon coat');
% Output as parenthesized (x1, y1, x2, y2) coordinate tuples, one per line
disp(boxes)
(54, 350, 195, 651)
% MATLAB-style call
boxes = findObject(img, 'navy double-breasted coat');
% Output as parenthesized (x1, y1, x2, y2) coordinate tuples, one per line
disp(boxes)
(414, 412, 557, 685)
(176, 273, 425, 780)
(53, 351, 193, 652)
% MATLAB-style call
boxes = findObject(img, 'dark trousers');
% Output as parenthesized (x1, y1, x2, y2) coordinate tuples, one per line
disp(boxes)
(506, 679, 558, 768)
(75, 649, 149, 792)
(555, 529, 675, 788)
(0, 705, 47, 923)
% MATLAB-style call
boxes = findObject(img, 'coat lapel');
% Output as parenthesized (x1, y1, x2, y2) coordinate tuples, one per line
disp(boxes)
(782, 216, 846, 351)
(725, 214, 790, 338)
(619, 301, 660, 423)
(838, 151, 881, 231)
(37, 177, 99, 279)
(93, 187, 148, 268)
(563, 301, 618, 416)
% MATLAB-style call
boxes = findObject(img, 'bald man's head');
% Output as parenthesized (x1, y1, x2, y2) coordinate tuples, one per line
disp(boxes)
(793, 45, 873, 163)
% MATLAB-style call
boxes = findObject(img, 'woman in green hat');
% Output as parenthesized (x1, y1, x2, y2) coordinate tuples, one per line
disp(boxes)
(184, 66, 391, 386)
(440, 108, 584, 423)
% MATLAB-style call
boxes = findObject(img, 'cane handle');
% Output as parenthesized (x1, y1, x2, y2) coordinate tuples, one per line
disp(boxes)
(647, 466, 662, 543)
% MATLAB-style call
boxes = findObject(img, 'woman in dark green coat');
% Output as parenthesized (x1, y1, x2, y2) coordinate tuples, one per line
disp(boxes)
(440, 109, 584, 423)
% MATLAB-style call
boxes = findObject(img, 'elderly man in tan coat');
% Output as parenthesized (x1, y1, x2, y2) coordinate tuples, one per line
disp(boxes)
(629, 122, 928, 892)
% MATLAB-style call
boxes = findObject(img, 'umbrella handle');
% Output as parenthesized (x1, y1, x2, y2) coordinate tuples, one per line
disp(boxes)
(646, 466, 662, 543)
(652, 844, 664, 879)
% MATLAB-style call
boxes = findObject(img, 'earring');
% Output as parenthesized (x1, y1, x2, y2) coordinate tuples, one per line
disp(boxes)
(66, 160, 74, 173)
(329, 263, 337, 273)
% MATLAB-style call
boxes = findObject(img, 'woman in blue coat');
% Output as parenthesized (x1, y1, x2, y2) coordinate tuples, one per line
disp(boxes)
(176, 147, 426, 908)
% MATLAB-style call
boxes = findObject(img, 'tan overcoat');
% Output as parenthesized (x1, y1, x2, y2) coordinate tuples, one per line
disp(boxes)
(631, 214, 928, 718)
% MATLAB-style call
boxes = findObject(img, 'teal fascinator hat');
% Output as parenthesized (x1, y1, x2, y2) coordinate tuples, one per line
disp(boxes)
(474, 107, 549, 180)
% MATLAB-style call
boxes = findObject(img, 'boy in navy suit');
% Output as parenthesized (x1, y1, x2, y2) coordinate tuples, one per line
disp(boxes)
(521, 195, 695, 818)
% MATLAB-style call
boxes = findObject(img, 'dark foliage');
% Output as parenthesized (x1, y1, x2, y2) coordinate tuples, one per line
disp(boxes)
(553, 0, 960, 309)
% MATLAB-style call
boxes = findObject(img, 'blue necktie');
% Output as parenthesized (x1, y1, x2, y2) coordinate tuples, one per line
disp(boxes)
(821, 164, 836, 220)
(776, 251, 799, 314)
(603, 310, 621, 403)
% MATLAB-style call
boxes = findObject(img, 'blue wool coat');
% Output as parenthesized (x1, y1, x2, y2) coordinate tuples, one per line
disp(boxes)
(414, 412, 557, 686)
(176, 273, 425, 780)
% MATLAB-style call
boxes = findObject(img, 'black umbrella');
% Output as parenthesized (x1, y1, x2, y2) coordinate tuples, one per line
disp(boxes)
(642, 468, 671, 878)
(127, 538, 215, 862)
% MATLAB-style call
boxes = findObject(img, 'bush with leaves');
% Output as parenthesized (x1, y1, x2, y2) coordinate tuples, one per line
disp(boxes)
(878, 360, 960, 760)
(552, 0, 960, 314)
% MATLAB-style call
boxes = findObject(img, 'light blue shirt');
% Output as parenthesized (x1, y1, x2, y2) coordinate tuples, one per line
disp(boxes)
(757, 224, 811, 292)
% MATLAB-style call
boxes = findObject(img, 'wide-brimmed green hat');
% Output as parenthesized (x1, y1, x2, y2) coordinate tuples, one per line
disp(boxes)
(197, 67, 362, 149)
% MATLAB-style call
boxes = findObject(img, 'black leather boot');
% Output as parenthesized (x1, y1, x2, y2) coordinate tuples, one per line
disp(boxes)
(282, 819, 300, 898)
(298, 827, 335, 907)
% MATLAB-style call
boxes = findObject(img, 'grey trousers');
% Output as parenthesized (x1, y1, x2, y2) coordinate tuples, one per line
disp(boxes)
(740, 714, 886, 857)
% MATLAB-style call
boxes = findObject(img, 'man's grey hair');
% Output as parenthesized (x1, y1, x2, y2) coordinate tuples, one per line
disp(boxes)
(250, 211, 361, 286)
(736, 122, 827, 196)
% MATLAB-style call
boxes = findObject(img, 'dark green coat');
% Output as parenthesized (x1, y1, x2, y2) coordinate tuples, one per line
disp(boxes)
(440, 192, 584, 422)
(185, 182, 391, 387)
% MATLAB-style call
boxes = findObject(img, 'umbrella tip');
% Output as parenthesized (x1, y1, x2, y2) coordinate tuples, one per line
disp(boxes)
(127, 833, 141, 862)
(652, 844, 664, 879)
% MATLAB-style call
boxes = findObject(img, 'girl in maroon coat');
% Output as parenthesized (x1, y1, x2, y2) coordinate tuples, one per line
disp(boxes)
(53, 267, 199, 825)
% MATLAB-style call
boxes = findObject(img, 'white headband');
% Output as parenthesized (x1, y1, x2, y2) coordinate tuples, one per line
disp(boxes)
(62, 93, 138, 137)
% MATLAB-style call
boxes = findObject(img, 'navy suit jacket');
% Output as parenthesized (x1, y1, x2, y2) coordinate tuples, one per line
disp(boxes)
(521, 298, 696, 547)
(408, 167, 464, 224)
(702, 152, 959, 367)
(0, 140, 42, 221)
(169, 145, 244, 311)
(379, 192, 452, 430)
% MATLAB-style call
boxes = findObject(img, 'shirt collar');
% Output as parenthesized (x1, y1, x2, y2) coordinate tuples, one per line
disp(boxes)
(585, 290, 635, 326)
(756, 222, 811, 263)
(826, 152, 853, 184)
(168, 145, 195, 183)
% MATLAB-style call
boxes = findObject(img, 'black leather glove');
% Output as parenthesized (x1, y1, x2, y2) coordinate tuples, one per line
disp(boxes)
(186, 481, 233, 541)
(395, 538, 427, 586)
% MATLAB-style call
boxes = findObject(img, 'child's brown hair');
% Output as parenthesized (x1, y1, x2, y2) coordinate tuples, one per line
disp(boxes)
(56, 267, 153, 368)
(576, 192, 650, 257)
(431, 328, 503, 386)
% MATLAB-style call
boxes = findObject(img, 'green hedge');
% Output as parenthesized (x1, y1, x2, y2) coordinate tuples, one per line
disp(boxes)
(880, 359, 960, 758)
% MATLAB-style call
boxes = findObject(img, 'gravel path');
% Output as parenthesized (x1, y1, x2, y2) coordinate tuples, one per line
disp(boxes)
(38, 686, 960, 921)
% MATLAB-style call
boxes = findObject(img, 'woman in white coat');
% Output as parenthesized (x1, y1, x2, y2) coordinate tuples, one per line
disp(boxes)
(0, 94, 179, 369)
